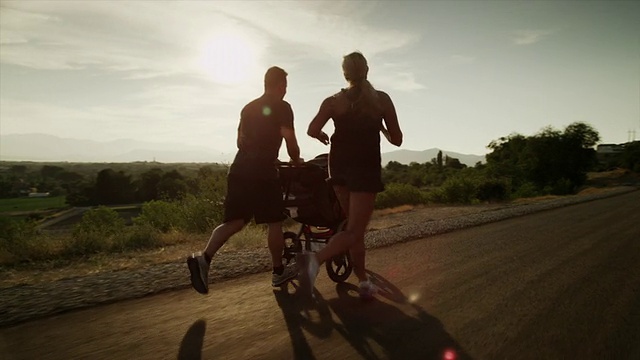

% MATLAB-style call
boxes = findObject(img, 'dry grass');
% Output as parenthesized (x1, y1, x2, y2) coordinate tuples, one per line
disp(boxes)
(2, 171, 634, 288)
(373, 204, 415, 216)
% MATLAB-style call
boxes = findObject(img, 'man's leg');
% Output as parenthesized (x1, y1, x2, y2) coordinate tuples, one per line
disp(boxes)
(267, 221, 298, 286)
(188, 172, 249, 295)
(267, 221, 285, 269)
(187, 219, 245, 295)
(204, 219, 246, 260)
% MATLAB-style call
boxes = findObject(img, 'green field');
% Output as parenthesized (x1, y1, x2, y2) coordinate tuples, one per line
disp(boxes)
(0, 196, 68, 213)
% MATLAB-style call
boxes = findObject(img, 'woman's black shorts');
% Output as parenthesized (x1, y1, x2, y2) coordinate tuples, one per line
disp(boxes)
(328, 164, 384, 193)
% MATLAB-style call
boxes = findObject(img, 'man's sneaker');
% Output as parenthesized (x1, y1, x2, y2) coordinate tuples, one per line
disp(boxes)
(187, 252, 210, 294)
(358, 280, 377, 301)
(272, 263, 298, 287)
(296, 252, 319, 296)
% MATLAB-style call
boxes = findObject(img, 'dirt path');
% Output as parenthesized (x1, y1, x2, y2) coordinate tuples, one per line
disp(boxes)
(2, 191, 639, 359)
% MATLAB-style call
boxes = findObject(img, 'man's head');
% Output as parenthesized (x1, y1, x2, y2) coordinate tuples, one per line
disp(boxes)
(264, 66, 288, 99)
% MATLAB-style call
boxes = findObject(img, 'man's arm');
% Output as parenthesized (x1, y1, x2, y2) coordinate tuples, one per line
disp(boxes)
(281, 126, 302, 164)
(236, 119, 245, 149)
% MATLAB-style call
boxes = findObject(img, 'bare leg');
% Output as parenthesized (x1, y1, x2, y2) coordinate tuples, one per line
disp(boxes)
(188, 218, 245, 294)
(267, 221, 285, 268)
(203, 219, 245, 258)
(349, 238, 367, 283)
(331, 186, 368, 282)
(333, 185, 350, 220)
(315, 192, 375, 269)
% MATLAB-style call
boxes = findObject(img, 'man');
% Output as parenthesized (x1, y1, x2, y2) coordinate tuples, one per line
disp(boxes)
(187, 66, 303, 294)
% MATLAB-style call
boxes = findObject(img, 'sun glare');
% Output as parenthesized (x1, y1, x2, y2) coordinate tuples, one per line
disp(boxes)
(199, 32, 258, 85)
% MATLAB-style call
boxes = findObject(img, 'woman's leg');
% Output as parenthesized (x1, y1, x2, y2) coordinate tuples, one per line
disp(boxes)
(345, 192, 374, 283)
(332, 185, 369, 283)
(315, 191, 375, 266)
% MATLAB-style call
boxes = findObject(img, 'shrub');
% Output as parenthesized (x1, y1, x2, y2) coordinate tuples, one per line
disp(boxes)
(0, 216, 39, 262)
(178, 194, 224, 233)
(431, 176, 478, 204)
(73, 206, 125, 236)
(134, 195, 224, 234)
(69, 206, 125, 256)
(134, 200, 184, 232)
(375, 183, 427, 209)
(112, 224, 162, 251)
(512, 182, 540, 199)
(547, 178, 575, 195)
(476, 178, 510, 202)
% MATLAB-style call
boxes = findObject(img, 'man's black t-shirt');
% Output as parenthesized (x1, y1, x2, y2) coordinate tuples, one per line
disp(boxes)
(229, 94, 294, 179)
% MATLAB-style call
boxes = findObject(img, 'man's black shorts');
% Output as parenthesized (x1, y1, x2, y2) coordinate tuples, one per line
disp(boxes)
(223, 172, 285, 224)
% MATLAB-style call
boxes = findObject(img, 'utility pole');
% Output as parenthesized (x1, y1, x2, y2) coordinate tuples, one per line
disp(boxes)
(629, 130, 637, 142)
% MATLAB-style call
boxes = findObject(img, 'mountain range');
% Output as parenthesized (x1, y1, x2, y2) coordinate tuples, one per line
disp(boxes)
(0, 134, 236, 163)
(381, 149, 485, 167)
(0, 134, 485, 166)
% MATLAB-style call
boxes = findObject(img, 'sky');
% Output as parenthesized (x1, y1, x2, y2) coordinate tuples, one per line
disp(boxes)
(1, 0, 639, 161)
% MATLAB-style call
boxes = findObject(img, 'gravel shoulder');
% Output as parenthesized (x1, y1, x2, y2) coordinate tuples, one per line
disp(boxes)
(0, 186, 636, 328)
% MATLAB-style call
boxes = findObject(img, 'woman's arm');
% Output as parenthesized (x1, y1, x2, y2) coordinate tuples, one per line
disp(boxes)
(307, 97, 332, 145)
(380, 91, 403, 147)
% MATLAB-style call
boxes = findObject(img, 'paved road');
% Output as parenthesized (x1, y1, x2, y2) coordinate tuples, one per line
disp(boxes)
(2, 191, 639, 360)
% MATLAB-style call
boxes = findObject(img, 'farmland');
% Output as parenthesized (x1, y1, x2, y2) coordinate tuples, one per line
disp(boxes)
(0, 196, 68, 214)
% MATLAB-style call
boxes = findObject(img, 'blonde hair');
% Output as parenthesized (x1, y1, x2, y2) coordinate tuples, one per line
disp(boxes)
(342, 52, 381, 117)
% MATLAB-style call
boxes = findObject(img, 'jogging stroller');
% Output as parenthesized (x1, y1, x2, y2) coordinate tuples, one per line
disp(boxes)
(278, 154, 353, 283)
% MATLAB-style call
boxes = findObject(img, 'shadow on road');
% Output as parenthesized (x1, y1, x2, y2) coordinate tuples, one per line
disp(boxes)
(177, 318, 207, 360)
(327, 271, 473, 360)
(272, 274, 472, 360)
(273, 282, 334, 360)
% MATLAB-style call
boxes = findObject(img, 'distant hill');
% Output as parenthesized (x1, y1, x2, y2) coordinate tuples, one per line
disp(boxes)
(381, 148, 485, 167)
(0, 134, 235, 163)
(1, 133, 485, 166)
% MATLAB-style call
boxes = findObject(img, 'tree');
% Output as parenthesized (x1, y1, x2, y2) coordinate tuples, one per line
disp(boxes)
(137, 168, 164, 202)
(564, 122, 600, 148)
(485, 122, 601, 195)
(94, 169, 135, 205)
(437, 150, 443, 168)
(0, 176, 13, 198)
(40, 165, 65, 180)
(157, 170, 187, 200)
(622, 141, 640, 172)
(444, 155, 465, 169)
(9, 165, 27, 176)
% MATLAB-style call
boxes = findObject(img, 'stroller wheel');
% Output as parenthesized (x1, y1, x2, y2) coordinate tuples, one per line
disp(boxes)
(282, 231, 301, 265)
(326, 252, 352, 283)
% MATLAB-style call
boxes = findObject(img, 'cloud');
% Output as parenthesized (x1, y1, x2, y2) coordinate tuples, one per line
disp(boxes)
(0, 1, 424, 151)
(512, 29, 553, 45)
(451, 55, 476, 64)
(373, 63, 426, 92)
(215, 1, 419, 60)
(0, 2, 418, 77)
(0, 1, 264, 78)
(0, 90, 239, 148)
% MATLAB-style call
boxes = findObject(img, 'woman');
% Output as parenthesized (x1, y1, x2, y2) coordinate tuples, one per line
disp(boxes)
(300, 51, 403, 299)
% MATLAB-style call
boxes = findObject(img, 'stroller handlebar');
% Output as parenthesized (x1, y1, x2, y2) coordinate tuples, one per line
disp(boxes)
(276, 154, 328, 168)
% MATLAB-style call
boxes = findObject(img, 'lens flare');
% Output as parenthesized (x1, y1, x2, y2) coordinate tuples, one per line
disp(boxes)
(442, 348, 457, 360)
(408, 292, 420, 303)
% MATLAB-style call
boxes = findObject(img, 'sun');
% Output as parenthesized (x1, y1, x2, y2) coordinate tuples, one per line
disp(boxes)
(199, 32, 259, 85)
